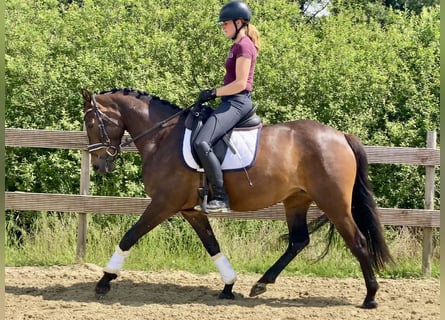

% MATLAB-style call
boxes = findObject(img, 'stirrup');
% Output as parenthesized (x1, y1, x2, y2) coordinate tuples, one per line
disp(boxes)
(206, 199, 230, 213)
(194, 200, 230, 213)
(193, 201, 209, 213)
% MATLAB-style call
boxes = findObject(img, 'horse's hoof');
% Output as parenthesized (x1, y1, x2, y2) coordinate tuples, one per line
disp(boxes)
(249, 282, 267, 297)
(95, 283, 111, 299)
(218, 291, 235, 299)
(218, 283, 235, 299)
(95, 272, 116, 299)
(360, 300, 378, 309)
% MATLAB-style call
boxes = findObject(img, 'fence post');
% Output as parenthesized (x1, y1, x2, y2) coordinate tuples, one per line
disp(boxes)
(76, 143, 90, 262)
(422, 131, 436, 277)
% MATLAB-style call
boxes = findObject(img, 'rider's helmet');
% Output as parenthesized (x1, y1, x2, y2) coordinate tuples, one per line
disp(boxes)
(218, 1, 252, 23)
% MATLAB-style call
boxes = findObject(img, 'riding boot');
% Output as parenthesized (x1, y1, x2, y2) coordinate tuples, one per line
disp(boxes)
(194, 141, 230, 213)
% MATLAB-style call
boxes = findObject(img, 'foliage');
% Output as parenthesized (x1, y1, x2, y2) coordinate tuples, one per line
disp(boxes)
(339, 0, 440, 14)
(5, 0, 440, 259)
(293, 1, 438, 17)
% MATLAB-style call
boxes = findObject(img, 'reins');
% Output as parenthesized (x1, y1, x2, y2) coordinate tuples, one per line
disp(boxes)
(121, 77, 203, 148)
(119, 102, 196, 149)
(118, 104, 194, 149)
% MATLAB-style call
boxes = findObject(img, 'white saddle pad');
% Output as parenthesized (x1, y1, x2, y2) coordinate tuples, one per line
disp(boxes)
(182, 127, 261, 171)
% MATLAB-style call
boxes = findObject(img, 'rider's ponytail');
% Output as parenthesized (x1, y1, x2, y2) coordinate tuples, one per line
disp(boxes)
(245, 23, 260, 52)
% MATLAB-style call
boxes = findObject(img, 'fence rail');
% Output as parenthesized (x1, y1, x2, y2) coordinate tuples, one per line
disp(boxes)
(4, 128, 440, 275)
(5, 128, 440, 165)
(4, 192, 440, 227)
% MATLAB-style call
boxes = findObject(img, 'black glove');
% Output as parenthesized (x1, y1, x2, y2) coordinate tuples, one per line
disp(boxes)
(197, 88, 217, 104)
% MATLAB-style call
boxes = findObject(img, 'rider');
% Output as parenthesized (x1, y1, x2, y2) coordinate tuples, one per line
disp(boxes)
(193, 1, 260, 213)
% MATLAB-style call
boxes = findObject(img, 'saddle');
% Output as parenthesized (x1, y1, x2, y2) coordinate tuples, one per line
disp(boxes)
(184, 103, 262, 165)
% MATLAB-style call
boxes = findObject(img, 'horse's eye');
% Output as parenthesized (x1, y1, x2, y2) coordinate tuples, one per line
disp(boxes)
(87, 123, 94, 129)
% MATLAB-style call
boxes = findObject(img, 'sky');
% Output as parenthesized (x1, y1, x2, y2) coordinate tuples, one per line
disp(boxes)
(303, 0, 331, 17)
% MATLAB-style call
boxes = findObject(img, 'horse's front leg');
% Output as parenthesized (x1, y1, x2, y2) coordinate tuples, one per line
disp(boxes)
(181, 211, 236, 299)
(95, 203, 174, 298)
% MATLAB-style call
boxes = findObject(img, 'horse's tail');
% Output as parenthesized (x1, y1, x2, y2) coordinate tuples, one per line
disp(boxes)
(345, 134, 394, 271)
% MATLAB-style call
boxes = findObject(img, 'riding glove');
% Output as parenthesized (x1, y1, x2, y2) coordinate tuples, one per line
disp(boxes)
(197, 88, 217, 104)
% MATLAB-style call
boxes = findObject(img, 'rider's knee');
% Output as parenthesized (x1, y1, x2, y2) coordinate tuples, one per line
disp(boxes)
(194, 140, 211, 155)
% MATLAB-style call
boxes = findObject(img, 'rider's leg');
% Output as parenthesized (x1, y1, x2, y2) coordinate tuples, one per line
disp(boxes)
(193, 93, 252, 213)
(194, 140, 230, 212)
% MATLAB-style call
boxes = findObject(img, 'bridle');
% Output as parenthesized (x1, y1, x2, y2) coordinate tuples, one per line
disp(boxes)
(84, 94, 122, 157)
(84, 93, 195, 157)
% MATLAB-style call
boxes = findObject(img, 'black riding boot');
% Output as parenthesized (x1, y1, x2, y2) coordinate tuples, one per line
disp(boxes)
(194, 141, 230, 213)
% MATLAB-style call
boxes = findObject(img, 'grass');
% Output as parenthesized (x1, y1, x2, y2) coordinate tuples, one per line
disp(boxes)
(5, 213, 440, 279)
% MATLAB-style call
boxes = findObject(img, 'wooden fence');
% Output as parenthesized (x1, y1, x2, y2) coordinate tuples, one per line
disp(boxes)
(4, 128, 440, 275)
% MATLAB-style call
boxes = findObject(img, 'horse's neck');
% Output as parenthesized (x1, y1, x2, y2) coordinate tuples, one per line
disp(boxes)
(119, 101, 148, 136)
(120, 98, 181, 151)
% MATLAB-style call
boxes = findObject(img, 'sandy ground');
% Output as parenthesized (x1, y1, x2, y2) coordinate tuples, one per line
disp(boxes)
(5, 264, 440, 320)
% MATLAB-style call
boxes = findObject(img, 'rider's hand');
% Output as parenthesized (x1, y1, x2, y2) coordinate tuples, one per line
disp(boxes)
(197, 88, 217, 104)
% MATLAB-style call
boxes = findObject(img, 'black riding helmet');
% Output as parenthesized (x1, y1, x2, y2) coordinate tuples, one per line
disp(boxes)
(218, 1, 252, 40)
(218, 1, 252, 23)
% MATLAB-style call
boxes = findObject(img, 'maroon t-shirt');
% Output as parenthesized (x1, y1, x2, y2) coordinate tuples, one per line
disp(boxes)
(223, 36, 257, 92)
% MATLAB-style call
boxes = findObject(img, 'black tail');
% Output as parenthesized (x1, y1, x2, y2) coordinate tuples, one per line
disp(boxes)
(345, 134, 394, 270)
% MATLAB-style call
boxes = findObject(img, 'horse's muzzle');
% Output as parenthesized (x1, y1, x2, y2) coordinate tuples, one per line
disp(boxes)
(92, 154, 116, 173)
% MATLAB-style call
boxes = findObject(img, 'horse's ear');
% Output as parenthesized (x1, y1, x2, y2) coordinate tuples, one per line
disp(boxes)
(81, 89, 92, 111)
(81, 89, 91, 101)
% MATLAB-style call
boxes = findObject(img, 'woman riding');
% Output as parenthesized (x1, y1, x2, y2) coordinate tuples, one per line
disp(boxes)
(193, 1, 260, 213)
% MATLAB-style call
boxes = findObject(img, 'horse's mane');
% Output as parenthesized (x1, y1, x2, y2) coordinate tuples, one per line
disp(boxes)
(99, 87, 183, 112)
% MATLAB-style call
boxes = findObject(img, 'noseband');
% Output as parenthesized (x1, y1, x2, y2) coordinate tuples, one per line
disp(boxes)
(84, 94, 122, 157)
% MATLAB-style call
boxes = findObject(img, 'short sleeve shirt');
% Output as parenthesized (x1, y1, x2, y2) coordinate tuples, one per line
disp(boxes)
(223, 36, 257, 92)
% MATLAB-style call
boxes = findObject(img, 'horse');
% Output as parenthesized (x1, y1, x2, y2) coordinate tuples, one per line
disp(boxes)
(81, 87, 393, 309)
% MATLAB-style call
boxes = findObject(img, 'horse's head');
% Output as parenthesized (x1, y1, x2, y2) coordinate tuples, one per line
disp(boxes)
(82, 89, 125, 173)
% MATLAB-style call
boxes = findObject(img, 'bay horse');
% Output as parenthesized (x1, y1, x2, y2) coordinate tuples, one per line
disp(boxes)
(81, 88, 393, 308)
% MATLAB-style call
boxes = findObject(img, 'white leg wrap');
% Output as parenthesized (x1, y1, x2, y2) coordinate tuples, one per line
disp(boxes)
(212, 253, 237, 285)
(103, 245, 130, 276)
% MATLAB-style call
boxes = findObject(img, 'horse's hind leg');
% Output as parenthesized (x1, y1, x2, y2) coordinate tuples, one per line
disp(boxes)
(332, 217, 379, 308)
(181, 211, 237, 299)
(316, 190, 379, 308)
(250, 198, 311, 297)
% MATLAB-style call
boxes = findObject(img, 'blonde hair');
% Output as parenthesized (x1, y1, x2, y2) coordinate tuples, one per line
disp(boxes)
(245, 23, 260, 52)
